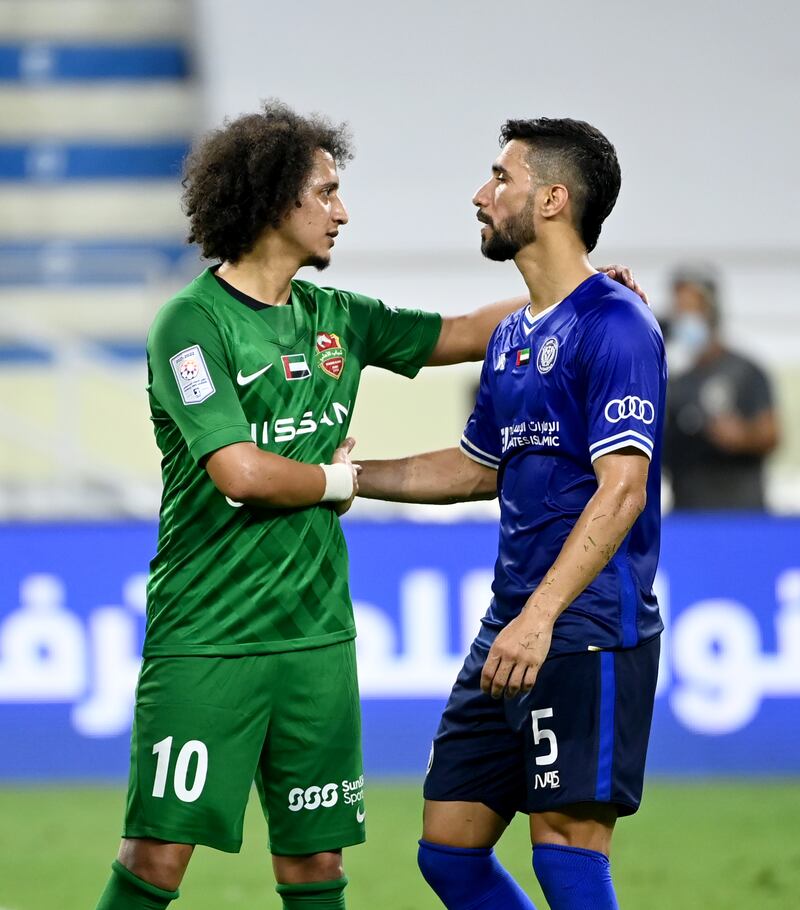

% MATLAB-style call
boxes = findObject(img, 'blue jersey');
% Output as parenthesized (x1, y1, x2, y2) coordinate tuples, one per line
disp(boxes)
(461, 273, 667, 655)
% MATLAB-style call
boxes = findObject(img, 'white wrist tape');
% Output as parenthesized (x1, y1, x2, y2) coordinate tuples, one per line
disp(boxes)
(319, 463, 354, 502)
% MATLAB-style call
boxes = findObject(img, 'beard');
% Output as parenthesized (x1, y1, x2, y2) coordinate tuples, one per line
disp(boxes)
(480, 197, 537, 261)
(303, 253, 331, 271)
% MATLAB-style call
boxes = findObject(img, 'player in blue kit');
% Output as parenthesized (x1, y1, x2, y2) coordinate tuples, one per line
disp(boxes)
(357, 118, 667, 909)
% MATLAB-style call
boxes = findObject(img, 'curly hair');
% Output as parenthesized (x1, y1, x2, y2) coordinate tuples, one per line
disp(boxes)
(499, 118, 621, 253)
(182, 99, 353, 262)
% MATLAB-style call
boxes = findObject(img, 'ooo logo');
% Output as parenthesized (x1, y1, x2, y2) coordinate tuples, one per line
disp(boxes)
(604, 396, 655, 425)
(287, 783, 339, 812)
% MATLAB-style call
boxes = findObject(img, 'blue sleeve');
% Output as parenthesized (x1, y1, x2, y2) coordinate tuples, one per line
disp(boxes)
(578, 304, 666, 463)
(460, 354, 501, 470)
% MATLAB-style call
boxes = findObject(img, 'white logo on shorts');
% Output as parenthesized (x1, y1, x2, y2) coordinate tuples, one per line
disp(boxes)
(533, 770, 561, 790)
(356, 806, 366, 823)
(287, 783, 339, 812)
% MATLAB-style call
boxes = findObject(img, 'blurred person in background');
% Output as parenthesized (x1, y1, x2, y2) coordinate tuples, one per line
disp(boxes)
(663, 267, 780, 510)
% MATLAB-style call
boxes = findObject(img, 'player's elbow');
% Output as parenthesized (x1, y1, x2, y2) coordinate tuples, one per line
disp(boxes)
(472, 473, 499, 500)
(206, 445, 268, 505)
(618, 482, 647, 519)
(210, 468, 256, 504)
(601, 475, 646, 520)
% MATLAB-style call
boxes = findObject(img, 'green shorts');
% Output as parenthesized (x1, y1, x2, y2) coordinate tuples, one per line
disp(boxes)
(123, 640, 365, 855)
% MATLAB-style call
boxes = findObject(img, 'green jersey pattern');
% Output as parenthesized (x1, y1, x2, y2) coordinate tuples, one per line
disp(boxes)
(145, 269, 442, 656)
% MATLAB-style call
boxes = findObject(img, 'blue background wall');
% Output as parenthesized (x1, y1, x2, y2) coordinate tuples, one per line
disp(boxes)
(1, 517, 798, 779)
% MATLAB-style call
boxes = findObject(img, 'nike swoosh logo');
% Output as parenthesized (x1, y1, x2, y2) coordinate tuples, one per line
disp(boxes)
(236, 363, 272, 386)
(356, 807, 366, 823)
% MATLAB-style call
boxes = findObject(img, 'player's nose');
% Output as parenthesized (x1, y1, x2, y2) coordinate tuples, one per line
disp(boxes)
(334, 198, 349, 225)
(472, 180, 491, 208)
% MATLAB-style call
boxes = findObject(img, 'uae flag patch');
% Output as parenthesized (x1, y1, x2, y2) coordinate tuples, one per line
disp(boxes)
(281, 353, 311, 381)
(516, 347, 531, 367)
(315, 331, 346, 379)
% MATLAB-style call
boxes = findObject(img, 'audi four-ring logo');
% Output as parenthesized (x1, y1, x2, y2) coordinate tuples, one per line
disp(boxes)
(604, 396, 655, 424)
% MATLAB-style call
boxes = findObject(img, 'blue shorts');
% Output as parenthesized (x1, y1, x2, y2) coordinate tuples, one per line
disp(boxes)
(424, 631, 660, 821)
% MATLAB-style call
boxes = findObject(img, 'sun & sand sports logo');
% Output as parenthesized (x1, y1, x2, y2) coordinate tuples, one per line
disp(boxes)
(604, 396, 655, 425)
(315, 332, 346, 379)
(287, 775, 364, 812)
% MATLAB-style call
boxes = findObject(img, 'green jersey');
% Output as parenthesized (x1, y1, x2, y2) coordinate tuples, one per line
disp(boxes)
(144, 268, 441, 657)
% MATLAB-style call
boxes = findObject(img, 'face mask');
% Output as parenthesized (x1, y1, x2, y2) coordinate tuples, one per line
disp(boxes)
(672, 313, 711, 353)
(668, 313, 711, 373)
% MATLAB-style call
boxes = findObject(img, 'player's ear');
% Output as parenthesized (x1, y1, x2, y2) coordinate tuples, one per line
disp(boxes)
(540, 183, 569, 219)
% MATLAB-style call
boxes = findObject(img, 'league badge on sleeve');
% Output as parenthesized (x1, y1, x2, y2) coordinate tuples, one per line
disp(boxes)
(315, 332, 346, 379)
(170, 345, 215, 405)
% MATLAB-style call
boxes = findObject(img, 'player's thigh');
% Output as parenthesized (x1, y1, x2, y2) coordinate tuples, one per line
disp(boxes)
(125, 656, 272, 853)
(258, 640, 366, 857)
(509, 635, 660, 820)
(424, 632, 526, 829)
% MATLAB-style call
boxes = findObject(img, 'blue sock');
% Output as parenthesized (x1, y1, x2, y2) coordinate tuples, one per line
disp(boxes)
(533, 843, 619, 910)
(418, 839, 536, 909)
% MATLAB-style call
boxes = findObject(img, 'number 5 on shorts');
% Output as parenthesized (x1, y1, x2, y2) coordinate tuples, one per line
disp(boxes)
(531, 708, 558, 766)
(151, 736, 209, 802)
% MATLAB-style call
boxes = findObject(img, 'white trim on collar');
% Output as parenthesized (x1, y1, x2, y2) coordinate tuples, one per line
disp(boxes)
(523, 300, 562, 334)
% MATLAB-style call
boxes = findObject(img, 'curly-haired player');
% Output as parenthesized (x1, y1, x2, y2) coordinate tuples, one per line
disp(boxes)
(92, 101, 647, 910)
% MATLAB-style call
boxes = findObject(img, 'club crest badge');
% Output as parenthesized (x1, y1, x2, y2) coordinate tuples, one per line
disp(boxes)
(537, 336, 559, 374)
(316, 331, 346, 379)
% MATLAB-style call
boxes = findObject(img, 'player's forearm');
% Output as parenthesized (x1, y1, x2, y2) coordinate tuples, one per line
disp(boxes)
(358, 448, 497, 504)
(522, 477, 646, 624)
(206, 444, 329, 508)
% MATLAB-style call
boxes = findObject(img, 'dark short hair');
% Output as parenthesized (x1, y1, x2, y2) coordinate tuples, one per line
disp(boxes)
(182, 99, 353, 262)
(499, 118, 621, 253)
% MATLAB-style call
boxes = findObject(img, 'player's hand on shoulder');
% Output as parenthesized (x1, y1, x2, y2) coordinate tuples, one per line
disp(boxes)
(480, 612, 553, 700)
(599, 263, 650, 306)
(331, 437, 361, 516)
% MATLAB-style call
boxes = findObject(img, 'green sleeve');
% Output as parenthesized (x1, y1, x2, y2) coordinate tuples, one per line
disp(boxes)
(147, 296, 253, 463)
(345, 291, 443, 377)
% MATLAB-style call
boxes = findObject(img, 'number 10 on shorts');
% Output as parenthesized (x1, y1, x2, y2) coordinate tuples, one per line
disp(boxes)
(151, 736, 209, 803)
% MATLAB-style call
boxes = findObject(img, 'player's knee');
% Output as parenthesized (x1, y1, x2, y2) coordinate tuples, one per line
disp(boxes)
(532, 804, 616, 854)
(273, 850, 344, 885)
(117, 838, 193, 892)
